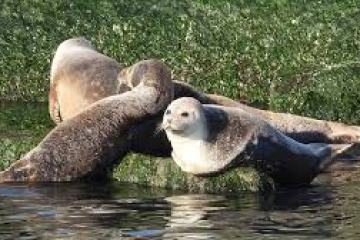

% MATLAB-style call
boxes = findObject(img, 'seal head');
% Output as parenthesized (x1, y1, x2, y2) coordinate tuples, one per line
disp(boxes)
(163, 97, 206, 137)
(163, 97, 242, 175)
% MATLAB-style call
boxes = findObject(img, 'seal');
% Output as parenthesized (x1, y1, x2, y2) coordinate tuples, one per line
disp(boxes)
(116, 78, 360, 146)
(0, 59, 173, 183)
(49, 38, 360, 147)
(54, 74, 360, 158)
(49, 37, 124, 123)
(163, 97, 352, 186)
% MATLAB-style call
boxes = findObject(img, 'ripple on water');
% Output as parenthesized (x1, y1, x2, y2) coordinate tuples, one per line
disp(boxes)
(0, 182, 360, 239)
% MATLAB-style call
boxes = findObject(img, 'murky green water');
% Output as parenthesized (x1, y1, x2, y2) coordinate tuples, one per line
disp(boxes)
(0, 182, 360, 239)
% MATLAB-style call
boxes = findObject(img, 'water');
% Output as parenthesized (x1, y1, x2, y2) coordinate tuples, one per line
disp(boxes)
(0, 182, 360, 239)
(2, 103, 360, 239)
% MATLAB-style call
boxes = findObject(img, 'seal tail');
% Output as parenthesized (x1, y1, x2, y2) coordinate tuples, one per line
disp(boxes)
(317, 143, 360, 172)
(0, 159, 31, 183)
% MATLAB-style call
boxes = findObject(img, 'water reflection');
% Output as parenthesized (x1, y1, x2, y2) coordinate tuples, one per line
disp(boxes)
(0, 183, 170, 239)
(161, 189, 334, 240)
(0, 182, 359, 239)
(162, 194, 225, 239)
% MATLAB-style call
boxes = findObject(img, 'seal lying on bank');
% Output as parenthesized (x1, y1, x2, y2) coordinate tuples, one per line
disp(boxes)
(0, 59, 173, 182)
(49, 38, 360, 149)
(163, 97, 352, 186)
(49, 37, 123, 123)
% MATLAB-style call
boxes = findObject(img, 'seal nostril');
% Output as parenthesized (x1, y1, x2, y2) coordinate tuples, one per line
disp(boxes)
(181, 112, 189, 117)
(167, 118, 172, 124)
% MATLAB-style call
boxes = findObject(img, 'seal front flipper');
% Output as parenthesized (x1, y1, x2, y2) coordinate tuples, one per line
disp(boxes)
(49, 84, 62, 124)
(0, 159, 33, 183)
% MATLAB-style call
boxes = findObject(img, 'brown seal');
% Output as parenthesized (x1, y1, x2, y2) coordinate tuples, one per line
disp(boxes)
(0, 59, 173, 182)
(49, 37, 124, 123)
(163, 97, 353, 187)
(49, 38, 360, 156)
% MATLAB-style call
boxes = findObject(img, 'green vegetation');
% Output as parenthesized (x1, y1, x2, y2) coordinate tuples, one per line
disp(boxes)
(1, 0, 360, 123)
(114, 154, 271, 192)
(0, 0, 359, 191)
(0, 103, 53, 170)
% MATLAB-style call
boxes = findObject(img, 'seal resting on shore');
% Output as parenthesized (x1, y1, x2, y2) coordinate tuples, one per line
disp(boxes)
(49, 37, 124, 123)
(163, 97, 352, 186)
(49, 39, 360, 149)
(0, 59, 173, 182)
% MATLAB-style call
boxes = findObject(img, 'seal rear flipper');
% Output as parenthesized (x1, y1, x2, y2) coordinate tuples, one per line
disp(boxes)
(0, 159, 32, 183)
(318, 143, 360, 172)
(254, 142, 318, 187)
(252, 129, 334, 187)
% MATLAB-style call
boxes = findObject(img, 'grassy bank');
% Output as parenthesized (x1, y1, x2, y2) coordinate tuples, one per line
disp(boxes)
(0, 103, 271, 192)
(1, 0, 360, 123)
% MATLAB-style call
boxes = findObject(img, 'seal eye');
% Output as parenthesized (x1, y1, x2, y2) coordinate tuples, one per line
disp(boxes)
(165, 109, 171, 115)
(181, 112, 189, 117)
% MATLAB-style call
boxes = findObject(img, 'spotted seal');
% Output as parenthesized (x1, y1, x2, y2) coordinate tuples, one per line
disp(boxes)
(163, 97, 353, 186)
(0, 59, 173, 182)
(49, 37, 124, 123)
